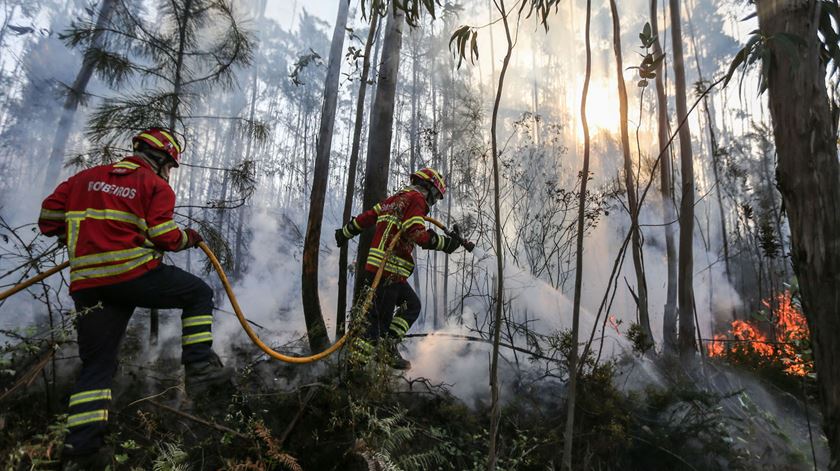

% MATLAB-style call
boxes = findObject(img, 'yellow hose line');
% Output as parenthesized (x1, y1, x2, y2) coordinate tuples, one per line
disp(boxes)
(0, 261, 70, 301)
(2, 217, 450, 365)
(200, 241, 348, 363)
(199, 226, 406, 364)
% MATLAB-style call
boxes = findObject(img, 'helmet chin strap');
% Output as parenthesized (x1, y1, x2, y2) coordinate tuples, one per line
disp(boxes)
(413, 183, 437, 207)
(137, 152, 170, 182)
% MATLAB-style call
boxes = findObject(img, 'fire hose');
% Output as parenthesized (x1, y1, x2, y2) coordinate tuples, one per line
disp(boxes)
(0, 216, 474, 363)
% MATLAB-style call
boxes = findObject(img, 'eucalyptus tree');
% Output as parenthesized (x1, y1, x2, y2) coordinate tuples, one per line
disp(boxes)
(352, 5, 405, 298)
(755, 1, 840, 465)
(337, 8, 381, 337)
(649, 0, 678, 352)
(668, 0, 697, 361)
(608, 0, 652, 352)
(301, 0, 349, 352)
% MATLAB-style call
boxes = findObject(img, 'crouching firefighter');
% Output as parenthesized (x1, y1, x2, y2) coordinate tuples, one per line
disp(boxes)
(38, 128, 234, 469)
(335, 168, 463, 370)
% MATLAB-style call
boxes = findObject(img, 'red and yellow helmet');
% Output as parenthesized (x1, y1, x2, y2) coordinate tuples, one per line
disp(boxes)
(410, 167, 446, 198)
(132, 128, 182, 166)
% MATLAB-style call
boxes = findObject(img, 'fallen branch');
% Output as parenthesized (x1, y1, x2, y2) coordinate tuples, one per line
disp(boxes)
(147, 400, 248, 439)
(0, 345, 56, 402)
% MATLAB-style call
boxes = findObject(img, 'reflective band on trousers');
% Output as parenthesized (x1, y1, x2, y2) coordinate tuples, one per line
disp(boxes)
(69, 389, 112, 407)
(182, 315, 213, 328)
(390, 317, 410, 337)
(70, 253, 158, 283)
(67, 409, 108, 428)
(182, 332, 213, 346)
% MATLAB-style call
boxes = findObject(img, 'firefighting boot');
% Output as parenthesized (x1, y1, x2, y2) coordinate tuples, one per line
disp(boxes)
(184, 351, 234, 397)
(384, 340, 411, 370)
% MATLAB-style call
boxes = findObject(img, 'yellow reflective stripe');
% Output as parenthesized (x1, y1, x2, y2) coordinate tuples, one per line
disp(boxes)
(70, 246, 158, 269)
(39, 208, 65, 220)
(376, 215, 403, 226)
(70, 253, 157, 282)
(69, 389, 111, 407)
(67, 410, 108, 428)
(177, 230, 188, 250)
(352, 219, 362, 231)
(367, 252, 413, 277)
(428, 168, 445, 191)
(403, 216, 425, 229)
(139, 133, 165, 149)
(66, 209, 147, 230)
(183, 315, 213, 328)
(182, 332, 213, 345)
(369, 249, 414, 270)
(113, 161, 139, 169)
(390, 317, 410, 337)
(68, 219, 80, 258)
(148, 220, 179, 238)
(157, 130, 181, 152)
(342, 226, 354, 238)
(373, 204, 382, 215)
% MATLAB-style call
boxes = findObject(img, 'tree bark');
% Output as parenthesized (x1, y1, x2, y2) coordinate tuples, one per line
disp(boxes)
(337, 9, 381, 338)
(669, 0, 697, 361)
(650, 0, 678, 353)
(43, 0, 118, 189)
(757, 1, 840, 468)
(301, 0, 349, 351)
(353, 7, 405, 298)
(609, 0, 652, 351)
(488, 1, 514, 469)
(563, 0, 592, 468)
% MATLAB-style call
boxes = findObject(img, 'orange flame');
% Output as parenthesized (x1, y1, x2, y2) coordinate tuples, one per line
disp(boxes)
(707, 291, 811, 376)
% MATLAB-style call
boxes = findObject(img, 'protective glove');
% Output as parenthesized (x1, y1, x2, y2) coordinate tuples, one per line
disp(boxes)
(428, 230, 460, 254)
(336, 218, 362, 247)
(335, 228, 349, 247)
(184, 228, 204, 249)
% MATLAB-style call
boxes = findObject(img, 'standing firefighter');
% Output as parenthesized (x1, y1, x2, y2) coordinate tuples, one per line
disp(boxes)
(335, 168, 462, 369)
(38, 128, 233, 469)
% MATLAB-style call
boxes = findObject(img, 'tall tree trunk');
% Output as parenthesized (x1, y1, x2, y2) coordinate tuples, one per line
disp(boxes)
(337, 9, 381, 338)
(609, 0, 652, 351)
(757, 1, 840, 467)
(563, 0, 592, 468)
(301, 0, 349, 351)
(353, 7, 405, 298)
(169, 0, 193, 130)
(488, 1, 514, 469)
(650, 0, 678, 353)
(43, 0, 118, 189)
(669, 0, 697, 361)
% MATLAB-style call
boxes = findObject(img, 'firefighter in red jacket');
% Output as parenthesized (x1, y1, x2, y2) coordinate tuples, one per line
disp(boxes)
(335, 168, 461, 369)
(39, 128, 233, 469)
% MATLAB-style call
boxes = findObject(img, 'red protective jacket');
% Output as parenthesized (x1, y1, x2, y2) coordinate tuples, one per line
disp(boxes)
(352, 187, 439, 283)
(39, 156, 189, 292)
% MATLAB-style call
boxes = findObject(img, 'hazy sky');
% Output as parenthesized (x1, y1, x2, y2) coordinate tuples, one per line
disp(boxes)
(264, 1, 338, 31)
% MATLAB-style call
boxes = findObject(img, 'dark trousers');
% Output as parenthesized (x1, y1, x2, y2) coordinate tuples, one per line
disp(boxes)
(362, 272, 421, 341)
(64, 264, 214, 456)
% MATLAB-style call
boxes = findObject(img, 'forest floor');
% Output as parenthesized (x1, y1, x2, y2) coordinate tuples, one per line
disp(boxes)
(0, 317, 830, 471)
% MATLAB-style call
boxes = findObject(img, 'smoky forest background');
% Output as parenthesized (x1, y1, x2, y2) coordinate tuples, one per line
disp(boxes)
(1, 0, 840, 470)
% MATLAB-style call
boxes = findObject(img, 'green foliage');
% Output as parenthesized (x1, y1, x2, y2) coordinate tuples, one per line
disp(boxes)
(627, 322, 655, 354)
(630, 22, 665, 89)
(152, 441, 189, 471)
